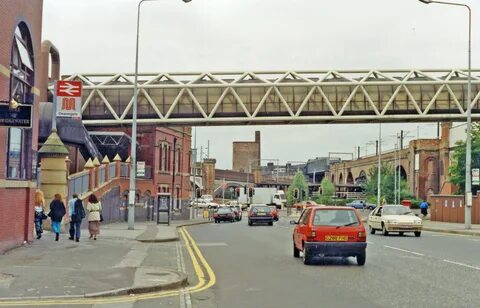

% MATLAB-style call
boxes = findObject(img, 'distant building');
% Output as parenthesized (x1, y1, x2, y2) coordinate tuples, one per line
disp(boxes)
(232, 131, 261, 172)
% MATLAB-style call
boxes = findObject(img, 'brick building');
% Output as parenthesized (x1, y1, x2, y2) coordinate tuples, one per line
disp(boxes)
(232, 131, 261, 172)
(0, 0, 43, 252)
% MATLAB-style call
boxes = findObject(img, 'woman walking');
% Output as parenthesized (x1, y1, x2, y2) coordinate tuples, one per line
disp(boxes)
(48, 193, 66, 241)
(34, 190, 47, 239)
(86, 194, 102, 240)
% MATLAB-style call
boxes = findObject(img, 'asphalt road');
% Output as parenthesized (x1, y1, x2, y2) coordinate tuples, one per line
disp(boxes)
(186, 217, 480, 308)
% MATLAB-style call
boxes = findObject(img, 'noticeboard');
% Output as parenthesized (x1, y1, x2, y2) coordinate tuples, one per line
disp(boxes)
(0, 104, 32, 128)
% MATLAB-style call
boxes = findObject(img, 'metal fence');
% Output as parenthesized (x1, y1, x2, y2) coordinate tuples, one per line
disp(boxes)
(121, 163, 129, 177)
(68, 171, 90, 196)
(99, 165, 106, 185)
(109, 163, 116, 178)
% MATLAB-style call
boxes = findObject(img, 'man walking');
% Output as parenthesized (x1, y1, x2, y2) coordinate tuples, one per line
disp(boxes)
(68, 194, 85, 242)
(420, 200, 429, 217)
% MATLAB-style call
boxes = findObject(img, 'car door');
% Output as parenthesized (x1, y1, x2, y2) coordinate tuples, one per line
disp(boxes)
(295, 209, 311, 248)
(369, 207, 380, 229)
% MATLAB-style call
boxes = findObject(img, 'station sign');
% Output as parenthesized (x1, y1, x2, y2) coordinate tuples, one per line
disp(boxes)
(137, 161, 145, 177)
(55, 80, 82, 119)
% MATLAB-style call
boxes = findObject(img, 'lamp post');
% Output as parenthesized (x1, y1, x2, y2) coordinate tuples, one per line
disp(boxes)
(128, 0, 192, 230)
(377, 124, 382, 208)
(418, 0, 472, 229)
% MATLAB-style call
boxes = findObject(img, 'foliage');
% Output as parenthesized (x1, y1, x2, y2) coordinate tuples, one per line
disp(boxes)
(286, 171, 309, 206)
(318, 177, 335, 204)
(363, 163, 411, 204)
(448, 123, 480, 194)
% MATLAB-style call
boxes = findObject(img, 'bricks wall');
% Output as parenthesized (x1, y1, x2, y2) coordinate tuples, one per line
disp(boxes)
(0, 0, 43, 253)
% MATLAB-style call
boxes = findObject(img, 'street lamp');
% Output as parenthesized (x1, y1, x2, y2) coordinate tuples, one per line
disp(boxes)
(417, 0, 472, 230)
(128, 0, 192, 230)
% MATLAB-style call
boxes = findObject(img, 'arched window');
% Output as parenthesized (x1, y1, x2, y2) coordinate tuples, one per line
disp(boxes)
(7, 23, 34, 179)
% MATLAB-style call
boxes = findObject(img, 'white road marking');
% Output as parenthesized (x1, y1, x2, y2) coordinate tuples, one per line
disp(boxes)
(383, 245, 425, 256)
(196, 242, 228, 247)
(443, 259, 480, 271)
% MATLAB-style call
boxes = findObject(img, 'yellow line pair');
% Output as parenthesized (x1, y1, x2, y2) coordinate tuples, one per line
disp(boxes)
(0, 227, 215, 306)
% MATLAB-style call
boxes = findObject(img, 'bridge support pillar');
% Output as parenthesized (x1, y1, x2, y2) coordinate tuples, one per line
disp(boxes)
(252, 166, 262, 184)
(202, 159, 216, 196)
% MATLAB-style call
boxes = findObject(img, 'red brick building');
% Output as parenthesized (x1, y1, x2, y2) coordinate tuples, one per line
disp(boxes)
(0, 0, 43, 252)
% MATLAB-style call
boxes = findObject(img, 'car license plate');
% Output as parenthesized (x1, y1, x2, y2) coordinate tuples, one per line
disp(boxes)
(325, 235, 348, 241)
(257, 213, 266, 216)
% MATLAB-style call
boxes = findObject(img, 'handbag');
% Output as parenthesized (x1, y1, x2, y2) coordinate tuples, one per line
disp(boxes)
(41, 212, 48, 220)
(100, 213, 104, 222)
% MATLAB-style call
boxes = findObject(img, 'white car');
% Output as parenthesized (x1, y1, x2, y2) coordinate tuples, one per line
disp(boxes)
(368, 205, 423, 237)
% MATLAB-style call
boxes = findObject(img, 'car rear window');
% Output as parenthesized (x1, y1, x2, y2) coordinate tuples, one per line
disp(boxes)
(313, 209, 359, 226)
(251, 206, 271, 212)
(217, 208, 231, 214)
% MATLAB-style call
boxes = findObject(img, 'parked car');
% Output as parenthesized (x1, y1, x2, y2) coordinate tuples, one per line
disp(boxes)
(269, 206, 279, 221)
(229, 206, 242, 221)
(346, 200, 376, 210)
(190, 199, 209, 208)
(213, 207, 235, 223)
(226, 200, 247, 211)
(368, 205, 422, 237)
(248, 204, 274, 226)
(291, 206, 367, 265)
(208, 202, 220, 210)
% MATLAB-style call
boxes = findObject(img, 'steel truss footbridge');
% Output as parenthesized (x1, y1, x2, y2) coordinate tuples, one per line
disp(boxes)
(63, 69, 480, 126)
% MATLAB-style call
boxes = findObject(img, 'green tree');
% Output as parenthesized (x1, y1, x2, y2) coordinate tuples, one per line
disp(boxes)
(449, 124, 480, 194)
(363, 163, 411, 204)
(286, 171, 309, 206)
(318, 177, 334, 204)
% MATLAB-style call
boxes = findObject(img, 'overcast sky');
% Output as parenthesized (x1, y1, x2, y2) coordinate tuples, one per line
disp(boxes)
(42, 0, 477, 169)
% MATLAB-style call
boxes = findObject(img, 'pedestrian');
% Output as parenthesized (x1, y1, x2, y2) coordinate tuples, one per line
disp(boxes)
(86, 194, 102, 240)
(420, 200, 429, 217)
(68, 194, 85, 242)
(48, 193, 66, 241)
(34, 190, 47, 239)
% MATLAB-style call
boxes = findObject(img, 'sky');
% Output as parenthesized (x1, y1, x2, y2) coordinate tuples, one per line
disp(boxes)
(42, 0, 478, 169)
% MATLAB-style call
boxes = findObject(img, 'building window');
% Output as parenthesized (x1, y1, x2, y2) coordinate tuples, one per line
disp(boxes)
(175, 148, 180, 174)
(7, 23, 34, 180)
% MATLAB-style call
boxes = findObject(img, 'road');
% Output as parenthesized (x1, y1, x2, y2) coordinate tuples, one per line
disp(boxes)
(186, 217, 480, 308)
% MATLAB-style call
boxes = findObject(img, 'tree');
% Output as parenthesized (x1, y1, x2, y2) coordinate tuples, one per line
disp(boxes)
(363, 163, 411, 204)
(286, 171, 309, 206)
(318, 177, 334, 205)
(449, 123, 480, 194)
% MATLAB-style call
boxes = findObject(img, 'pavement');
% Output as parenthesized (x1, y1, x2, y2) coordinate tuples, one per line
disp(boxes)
(186, 216, 480, 308)
(0, 219, 211, 302)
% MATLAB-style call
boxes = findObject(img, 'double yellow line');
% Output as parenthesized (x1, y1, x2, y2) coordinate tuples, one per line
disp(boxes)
(0, 227, 215, 306)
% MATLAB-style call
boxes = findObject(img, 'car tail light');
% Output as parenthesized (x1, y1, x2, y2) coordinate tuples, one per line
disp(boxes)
(311, 230, 317, 238)
(358, 231, 366, 238)
(249, 212, 256, 217)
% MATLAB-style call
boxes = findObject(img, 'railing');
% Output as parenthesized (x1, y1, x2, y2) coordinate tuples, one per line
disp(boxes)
(121, 163, 129, 177)
(109, 163, 116, 178)
(99, 165, 106, 185)
(68, 170, 90, 196)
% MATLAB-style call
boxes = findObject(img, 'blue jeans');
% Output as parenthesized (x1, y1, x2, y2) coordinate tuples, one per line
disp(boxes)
(69, 221, 82, 239)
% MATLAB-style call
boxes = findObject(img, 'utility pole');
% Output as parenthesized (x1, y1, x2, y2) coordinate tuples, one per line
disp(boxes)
(377, 124, 382, 207)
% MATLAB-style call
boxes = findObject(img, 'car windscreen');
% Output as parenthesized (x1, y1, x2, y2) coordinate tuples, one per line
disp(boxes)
(217, 208, 231, 214)
(313, 209, 359, 226)
(382, 206, 412, 215)
(251, 206, 271, 213)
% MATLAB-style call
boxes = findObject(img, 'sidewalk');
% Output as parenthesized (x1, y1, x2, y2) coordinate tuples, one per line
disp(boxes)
(422, 220, 480, 236)
(0, 221, 208, 301)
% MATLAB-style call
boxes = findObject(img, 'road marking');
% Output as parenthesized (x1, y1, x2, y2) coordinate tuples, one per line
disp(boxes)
(383, 245, 425, 256)
(196, 242, 228, 247)
(0, 228, 214, 306)
(443, 259, 480, 271)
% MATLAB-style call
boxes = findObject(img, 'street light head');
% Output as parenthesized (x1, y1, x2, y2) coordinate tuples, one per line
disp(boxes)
(418, 0, 432, 4)
(182, 0, 192, 3)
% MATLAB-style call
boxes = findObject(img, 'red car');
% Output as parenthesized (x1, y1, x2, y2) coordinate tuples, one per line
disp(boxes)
(269, 206, 279, 221)
(291, 206, 367, 265)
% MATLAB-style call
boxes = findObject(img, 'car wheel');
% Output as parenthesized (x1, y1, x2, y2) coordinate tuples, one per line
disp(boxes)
(382, 223, 389, 236)
(268, 221, 273, 226)
(303, 247, 312, 265)
(293, 243, 300, 258)
(357, 251, 366, 266)
(399, 232, 404, 236)
(369, 225, 376, 235)
(414, 231, 421, 237)
(248, 220, 253, 226)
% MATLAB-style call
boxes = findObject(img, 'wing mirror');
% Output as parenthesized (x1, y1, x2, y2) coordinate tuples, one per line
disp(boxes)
(290, 220, 298, 225)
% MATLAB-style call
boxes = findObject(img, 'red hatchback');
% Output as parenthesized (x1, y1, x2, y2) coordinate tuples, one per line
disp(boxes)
(291, 206, 367, 265)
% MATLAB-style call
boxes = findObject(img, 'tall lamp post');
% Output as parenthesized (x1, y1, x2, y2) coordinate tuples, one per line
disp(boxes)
(418, 0, 472, 229)
(128, 0, 192, 230)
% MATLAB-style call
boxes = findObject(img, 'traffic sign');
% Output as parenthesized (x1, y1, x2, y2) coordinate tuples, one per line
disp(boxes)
(55, 80, 82, 119)
(472, 168, 479, 185)
(137, 161, 145, 177)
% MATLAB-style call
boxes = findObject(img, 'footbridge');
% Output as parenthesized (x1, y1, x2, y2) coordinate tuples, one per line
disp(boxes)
(64, 69, 480, 126)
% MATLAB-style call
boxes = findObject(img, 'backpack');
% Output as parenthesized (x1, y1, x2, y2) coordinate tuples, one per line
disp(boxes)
(72, 199, 86, 222)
